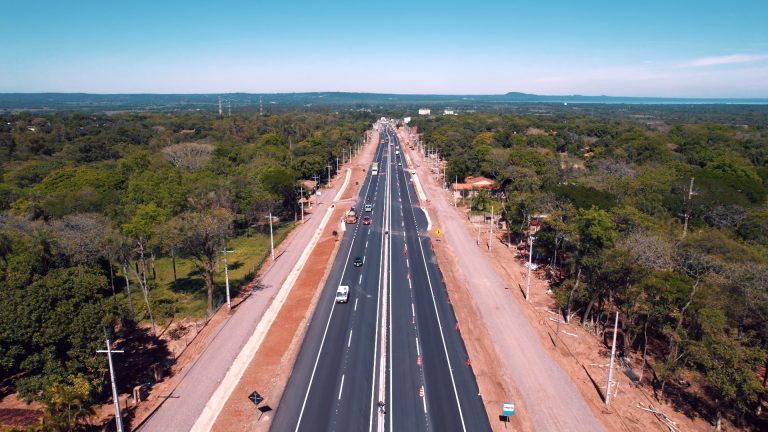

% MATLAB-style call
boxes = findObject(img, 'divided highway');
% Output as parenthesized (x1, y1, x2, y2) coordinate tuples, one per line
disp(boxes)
(271, 122, 490, 432)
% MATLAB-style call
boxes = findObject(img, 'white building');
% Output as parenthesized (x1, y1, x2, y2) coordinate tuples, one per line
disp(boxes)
(418, 108, 431, 115)
(443, 109, 455, 115)
(403, 116, 411, 124)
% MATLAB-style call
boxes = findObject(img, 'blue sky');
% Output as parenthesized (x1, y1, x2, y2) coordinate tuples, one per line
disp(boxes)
(1, 0, 767, 97)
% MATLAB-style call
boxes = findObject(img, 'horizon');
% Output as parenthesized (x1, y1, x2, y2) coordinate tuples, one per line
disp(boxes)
(2, 0, 767, 97)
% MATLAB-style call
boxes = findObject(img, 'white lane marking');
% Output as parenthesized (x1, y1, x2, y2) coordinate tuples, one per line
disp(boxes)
(363, 255, 366, 263)
(359, 274, 363, 284)
(354, 298, 358, 311)
(366, 240, 369, 248)
(338, 374, 345, 400)
(423, 391, 428, 413)
(406, 258, 409, 268)
(408, 278, 412, 289)
(415, 337, 420, 356)
(348, 330, 353, 348)
(411, 303, 415, 317)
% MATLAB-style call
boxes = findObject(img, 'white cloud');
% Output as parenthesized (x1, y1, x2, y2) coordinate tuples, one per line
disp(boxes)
(686, 54, 768, 67)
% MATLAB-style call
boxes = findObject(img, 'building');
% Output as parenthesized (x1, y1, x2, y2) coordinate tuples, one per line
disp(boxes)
(418, 108, 431, 115)
(443, 109, 455, 115)
(451, 176, 496, 199)
(403, 116, 411, 124)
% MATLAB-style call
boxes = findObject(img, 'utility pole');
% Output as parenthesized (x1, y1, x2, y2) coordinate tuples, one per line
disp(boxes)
(489, 206, 493, 251)
(605, 311, 619, 405)
(682, 177, 695, 238)
(336, 157, 339, 174)
(220, 247, 234, 309)
(526, 235, 535, 301)
(97, 337, 124, 432)
(267, 212, 275, 260)
(326, 165, 332, 185)
(342, 149, 347, 165)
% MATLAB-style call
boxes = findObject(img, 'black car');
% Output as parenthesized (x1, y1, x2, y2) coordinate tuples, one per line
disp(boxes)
(353, 256, 363, 267)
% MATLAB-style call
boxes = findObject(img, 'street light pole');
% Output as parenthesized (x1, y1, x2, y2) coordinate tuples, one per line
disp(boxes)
(526, 235, 535, 301)
(97, 337, 124, 432)
(220, 247, 234, 309)
(606, 311, 619, 405)
(326, 165, 331, 185)
(267, 211, 275, 260)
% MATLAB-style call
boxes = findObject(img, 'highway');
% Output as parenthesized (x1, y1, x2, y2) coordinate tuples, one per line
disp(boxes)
(271, 121, 490, 432)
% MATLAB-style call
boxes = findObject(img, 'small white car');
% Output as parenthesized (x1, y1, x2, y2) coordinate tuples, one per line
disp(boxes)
(336, 285, 350, 303)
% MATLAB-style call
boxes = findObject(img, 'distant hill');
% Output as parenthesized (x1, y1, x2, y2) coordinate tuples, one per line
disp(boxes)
(0, 91, 766, 112)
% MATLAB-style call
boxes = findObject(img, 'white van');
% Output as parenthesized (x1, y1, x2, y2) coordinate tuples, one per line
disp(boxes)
(336, 285, 350, 303)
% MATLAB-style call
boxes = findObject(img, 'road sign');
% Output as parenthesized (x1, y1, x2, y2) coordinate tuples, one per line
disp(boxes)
(249, 391, 264, 406)
(435, 229, 442, 236)
(502, 402, 515, 416)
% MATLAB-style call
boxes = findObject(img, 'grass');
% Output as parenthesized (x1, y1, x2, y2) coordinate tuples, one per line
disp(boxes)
(118, 222, 295, 323)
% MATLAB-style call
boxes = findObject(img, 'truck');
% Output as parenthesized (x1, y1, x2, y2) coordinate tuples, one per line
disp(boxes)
(336, 285, 349, 303)
(364, 202, 373, 212)
(371, 162, 379, 176)
(345, 207, 358, 224)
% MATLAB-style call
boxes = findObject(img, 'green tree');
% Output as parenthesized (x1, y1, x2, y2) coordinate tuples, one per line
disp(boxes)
(162, 208, 233, 315)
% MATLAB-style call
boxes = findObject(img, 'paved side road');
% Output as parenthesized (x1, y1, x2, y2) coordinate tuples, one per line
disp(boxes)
(405, 135, 605, 432)
(136, 141, 369, 432)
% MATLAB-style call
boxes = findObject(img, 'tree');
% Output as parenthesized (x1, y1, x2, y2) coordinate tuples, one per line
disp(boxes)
(0, 266, 113, 403)
(162, 142, 215, 170)
(162, 208, 233, 315)
(122, 203, 169, 334)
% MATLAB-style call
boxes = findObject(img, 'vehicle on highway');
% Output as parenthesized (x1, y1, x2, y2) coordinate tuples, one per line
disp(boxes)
(336, 285, 349, 303)
(353, 256, 363, 267)
(345, 207, 358, 224)
(371, 161, 379, 176)
(363, 216, 371, 225)
(364, 202, 373, 212)
(395, 150, 400, 155)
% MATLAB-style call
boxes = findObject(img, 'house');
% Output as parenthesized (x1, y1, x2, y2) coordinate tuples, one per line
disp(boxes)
(443, 109, 455, 115)
(451, 176, 496, 199)
(418, 108, 431, 115)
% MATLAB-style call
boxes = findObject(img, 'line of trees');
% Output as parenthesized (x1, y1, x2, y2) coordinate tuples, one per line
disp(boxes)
(0, 110, 373, 428)
(412, 110, 768, 428)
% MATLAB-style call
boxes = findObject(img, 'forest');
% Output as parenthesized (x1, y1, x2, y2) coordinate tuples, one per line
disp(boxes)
(0, 110, 372, 428)
(410, 109, 768, 429)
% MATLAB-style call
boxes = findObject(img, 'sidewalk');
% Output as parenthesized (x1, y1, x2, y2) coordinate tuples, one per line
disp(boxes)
(134, 133, 376, 432)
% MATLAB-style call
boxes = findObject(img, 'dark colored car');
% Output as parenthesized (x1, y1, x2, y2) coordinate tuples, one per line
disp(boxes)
(363, 216, 371, 225)
(353, 256, 363, 267)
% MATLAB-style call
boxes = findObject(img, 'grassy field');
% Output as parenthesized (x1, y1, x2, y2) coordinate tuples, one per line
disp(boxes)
(119, 222, 294, 323)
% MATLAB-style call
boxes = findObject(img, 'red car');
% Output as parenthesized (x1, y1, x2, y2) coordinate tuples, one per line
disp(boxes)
(363, 216, 371, 225)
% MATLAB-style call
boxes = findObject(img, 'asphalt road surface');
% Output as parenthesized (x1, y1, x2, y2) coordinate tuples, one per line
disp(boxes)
(271, 122, 490, 432)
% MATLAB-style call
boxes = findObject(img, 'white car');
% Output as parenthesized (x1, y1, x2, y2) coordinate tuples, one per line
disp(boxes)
(336, 285, 350, 303)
